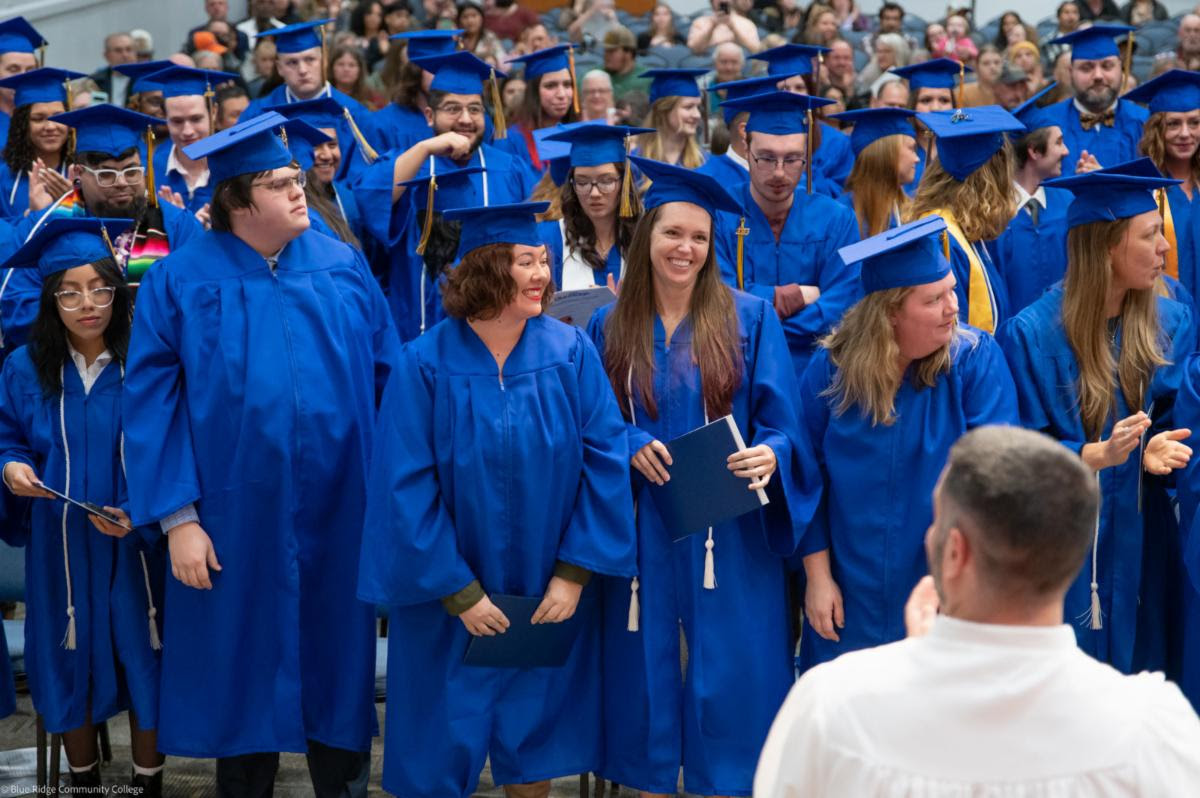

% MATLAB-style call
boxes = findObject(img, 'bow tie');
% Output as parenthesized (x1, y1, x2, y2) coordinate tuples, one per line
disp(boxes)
(1079, 109, 1115, 130)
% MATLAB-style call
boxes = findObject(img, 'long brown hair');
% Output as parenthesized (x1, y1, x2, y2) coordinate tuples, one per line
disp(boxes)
(561, 162, 642, 272)
(601, 204, 742, 419)
(846, 134, 910, 237)
(1062, 218, 1167, 441)
(905, 143, 1016, 241)
(820, 287, 964, 425)
(327, 46, 373, 105)
(513, 71, 578, 130)
(636, 96, 705, 169)
(1140, 112, 1200, 184)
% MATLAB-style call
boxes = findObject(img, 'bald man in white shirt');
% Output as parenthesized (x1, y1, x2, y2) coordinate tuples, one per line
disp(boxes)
(756, 425, 1200, 798)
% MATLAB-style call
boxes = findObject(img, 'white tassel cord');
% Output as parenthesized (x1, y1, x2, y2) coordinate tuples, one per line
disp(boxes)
(117, 369, 162, 652)
(57, 367, 75, 650)
(703, 528, 716, 590)
(627, 576, 640, 632)
(1088, 470, 1102, 631)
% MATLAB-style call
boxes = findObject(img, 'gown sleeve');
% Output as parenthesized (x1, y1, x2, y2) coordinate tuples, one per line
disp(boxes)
(959, 331, 1020, 428)
(0, 267, 42, 353)
(553, 332, 637, 578)
(0, 354, 33, 546)
(585, 308, 655, 455)
(997, 316, 1087, 455)
(351, 153, 414, 250)
(795, 349, 834, 557)
(778, 203, 861, 352)
(162, 201, 204, 249)
(121, 263, 203, 526)
(357, 346, 479, 607)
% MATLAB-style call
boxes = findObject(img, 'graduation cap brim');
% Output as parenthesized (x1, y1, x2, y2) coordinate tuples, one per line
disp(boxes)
(829, 108, 918, 155)
(0, 217, 135, 280)
(411, 51, 506, 95)
(0, 17, 46, 54)
(890, 58, 972, 91)
(1051, 24, 1135, 61)
(263, 96, 346, 131)
(507, 44, 575, 80)
(254, 18, 333, 53)
(1123, 68, 1200, 115)
(390, 29, 464, 60)
(141, 66, 233, 99)
(629, 155, 742, 216)
(839, 215, 952, 293)
(1045, 157, 1182, 226)
(0, 67, 85, 108)
(749, 43, 829, 76)
(442, 201, 552, 258)
(721, 90, 834, 135)
(918, 106, 1025, 181)
(182, 110, 295, 183)
(541, 123, 653, 167)
(51, 106, 162, 157)
(641, 68, 708, 103)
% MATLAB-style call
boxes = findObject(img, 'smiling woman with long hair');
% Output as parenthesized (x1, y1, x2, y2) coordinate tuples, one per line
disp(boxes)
(0, 67, 80, 218)
(633, 68, 708, 168)
(999, 162, 1196, 677)
(588, 156, 818, 798)
(501, 45, 579, 184)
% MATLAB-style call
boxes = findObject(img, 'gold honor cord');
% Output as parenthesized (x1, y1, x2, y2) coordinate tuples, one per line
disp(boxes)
(805, 109, 813, 195)
(735, 216, 748, 290)
(490, 69, 507, 140)
(145, 127, 158, 207)
(416, 176, 437, 255)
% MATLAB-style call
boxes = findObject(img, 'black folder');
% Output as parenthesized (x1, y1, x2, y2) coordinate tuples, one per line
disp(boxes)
(463, 594, 584, 668)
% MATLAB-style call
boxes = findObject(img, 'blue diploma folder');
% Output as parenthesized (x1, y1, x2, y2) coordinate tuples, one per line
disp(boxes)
(648, 415, 769, 541)
(463, 594, 584, 668)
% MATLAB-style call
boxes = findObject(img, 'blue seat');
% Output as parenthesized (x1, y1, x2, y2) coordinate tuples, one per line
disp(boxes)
(650, 43, 694, 68)
(679, 53, 713, 70)
(902, 13, 927, 34)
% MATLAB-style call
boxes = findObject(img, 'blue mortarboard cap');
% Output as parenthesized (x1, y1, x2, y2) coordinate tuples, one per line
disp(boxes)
(547, 156, 571, 187)
(839, 216, 951, 293)
(412, 51, 504, 95)
(829, 107, 916, 155)
(114, 60, 176, 94)
(890, 58, 970, 91)
(720, 90, 833, 135)
(397, 165, 485, 209)
(254, 18, 332, 54)
(534, 120, 598, 164)
(51, 105, 161, 157)
(749, 44, 827, 77)
(641, 68, 707, 104)
(507, 44, 574, 80)
(1011, 82, 1059, 132)
(918, 106, 1025, 181)
(543, 123, 652, 168)
(142, 65, 231, 100)
(1044, 157, 1181, 228)
(183, 111, 294, 183)
(442, 201, 551, 259)
(265, 95, 344, 130)
(275, 118, 332, 171)
(0, 68, 84, 108)
(390, 29, 463, 60)
(1123, 69, 1200, 115)
(1051, 24, 1134, 61)
(1, 217, 134, 281)
(0, 17, 45, 54)
(629, 155, 742, 216)
(711, 75, 787, 123)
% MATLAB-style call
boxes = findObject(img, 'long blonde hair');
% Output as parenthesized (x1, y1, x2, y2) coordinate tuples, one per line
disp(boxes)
(819, 288, 964, 426)
(636, 97, 705, 169)
(905, 143, 1016, 241)
(846, 134, 911, 237)
(1062, 218, 1167, 441)
(1140, 112, 1200, 184)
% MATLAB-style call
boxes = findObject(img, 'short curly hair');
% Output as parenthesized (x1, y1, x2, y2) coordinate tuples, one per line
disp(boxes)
(442, 243, 555, 320)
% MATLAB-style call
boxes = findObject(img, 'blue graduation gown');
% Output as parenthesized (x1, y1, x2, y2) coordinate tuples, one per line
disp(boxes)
(122, 228, 401, 757)
(587, 292, 821, 797)
(1044, 98, 1149, 176)
(352, 145, 530, 341)
(1166, 184, 1200, 306)
(494, 123, 547, 191)
(151, 144, 213, 215)
(539, 218, 621, 289)
(0, 348, 164, 733)
(371, 102, 430, 154)
(308, 180, 367, 251)
(1167, 353, 1200, 713)
(946, 230, 1011, 331)
(797, 330, 1019, 670)
(0, 112, 10, 153)
(998, 286, 1195, 674)
(811, 123, 852, 198)
(358, 314, 636, 797)
(695, 152, 748, 186)
(987, 187, 1071, 315)
(714, 182, 860, 378)
(0, 202, 202, 361)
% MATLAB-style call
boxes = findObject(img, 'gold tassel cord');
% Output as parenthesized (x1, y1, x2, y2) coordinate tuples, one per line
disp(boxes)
(805, 109, 813, 195)
(343, 107, 378, 164)
(490, 69, 507, 140)
(204, 81, 216, 135)
(957, 61, 965, 108)
(63, 80, 75, 163)
(567, 47, 580, 116)
(619, 156, 634, 218)
(941, 230, 950, 261)
(145, 127, 158, 207)
(416, 176, 437, 255)
(1122, 33, 1134, 92)
(735, 216, 748, 290)
(100, 223, 115, 261)
(38, 44, 45, 69)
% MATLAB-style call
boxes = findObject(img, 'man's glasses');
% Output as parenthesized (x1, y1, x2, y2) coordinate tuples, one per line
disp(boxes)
(251, 172, 307, 194)
(749, 153, 806, 176)
(81, 166, 145, 187)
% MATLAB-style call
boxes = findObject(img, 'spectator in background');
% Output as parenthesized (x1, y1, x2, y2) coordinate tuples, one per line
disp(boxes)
(613, 89, 647, 125)
(1078, 0, 1122, 22)
(246, 37, 277, 98)
(191, 27, 241, 74)
(459, 0, 506, 68)
(192, 49, 229, 74)
(932, 14, 978, 66)
(1047, 50, 1073, 102)
(1041, 1, 1080, 66)
(820, 84, 846, 117)
(830, 0, 872, 33)
(800, 4, 840, 48)
(502, 76, 526, 118)
(328, 46, 383, 110)
(1157, 14, 1200, 71)
(580, 69, 614, 122)
(509, 23, 554, 58)
(90, 33, 138, 109)
(568, 0, 620, 45)
(604, 27, 650, 101)
(214, 83, 249, 129)
(857, 32, 911, 94)
(869, 74, 908, 107)
(994, 11, 1033, 50)
(823, 39, 858, 99)
(962, 44, 1002, 106)
(188, 0, 250, 63)
(863, 2, 920, 58)
(638, 4, 684, 50)
(1010, 41, 1046, 94)
(687, 0, 762, 55)
(383, 1, 411, 35)
(236, 0, 285, 44)
(992, 63, 1031, 109)
(347, 1, 388, 71)
(130, 29, 154, 61)
(485, 0, 541, 44)
(707, 42, 745, 99)
(755, 0, 803, 35)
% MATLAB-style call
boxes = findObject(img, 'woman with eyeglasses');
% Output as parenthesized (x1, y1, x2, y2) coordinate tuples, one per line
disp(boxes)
(0, 218, 167, 797)
(0, 68, 84, 219)
(537, 125, 646, 295)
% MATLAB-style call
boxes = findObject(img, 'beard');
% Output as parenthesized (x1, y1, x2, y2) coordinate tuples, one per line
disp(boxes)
(88, 191, 148, 221)
(1076, 83, 1117, 114)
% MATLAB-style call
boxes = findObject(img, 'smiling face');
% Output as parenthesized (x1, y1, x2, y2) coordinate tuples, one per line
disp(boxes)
(1110, 210, 1168, 294)
(505, 243, 550, 320)
(1162, 110, 1200, 164)
(426, 91, 486, 151)
(649, 201, 712, 295)
(56, 263, 113, 347)
(667, 96, 702, 136)
(164, 94, 212, 150)
(891, 272, 959, 362)
(28, 101, 67, 158)
(311, 126, 341, 184)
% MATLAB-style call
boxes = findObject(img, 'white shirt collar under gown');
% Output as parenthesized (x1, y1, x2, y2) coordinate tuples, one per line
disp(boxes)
(556, 218, 624, 291)
(754, 615, 1200, 797)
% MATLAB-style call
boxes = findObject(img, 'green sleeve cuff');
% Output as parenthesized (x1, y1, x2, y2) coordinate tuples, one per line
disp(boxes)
(441, 580, 485, 616)
(554, 560, 592, 586)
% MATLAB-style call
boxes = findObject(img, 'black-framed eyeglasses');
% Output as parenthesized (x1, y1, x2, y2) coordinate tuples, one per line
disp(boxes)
(749, 153, 806, 175)
(572, 176, 621, 194)
(55, 287, 116, 311)
(434, 103, 485, 118)
(81, 166, 145, 187)
(251, 171, 307, 193)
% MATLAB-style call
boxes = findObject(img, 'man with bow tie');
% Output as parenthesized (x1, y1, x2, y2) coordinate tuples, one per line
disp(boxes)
(1041, 24, 1148, 175)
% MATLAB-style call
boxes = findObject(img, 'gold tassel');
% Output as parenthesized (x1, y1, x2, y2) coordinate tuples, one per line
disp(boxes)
(145, 127, 158, 208)
(343, 107, 378, 164)
(805, 109, 813, 195)
(735, 216, 748, 289)
(941, 230, 950, 260)
(416, 176, 437, 255)
(1122, 33, 1134, 92)
(490, 69, 507, 140)
(204, 81, 216, 134)
(567, 46, 580, 115)
(619, 157, 634, 217)
(957, 61, 965, 108)
(100, 223, 116, 260)
(38, 44, 45, 68)
(64, 79, 75, 161)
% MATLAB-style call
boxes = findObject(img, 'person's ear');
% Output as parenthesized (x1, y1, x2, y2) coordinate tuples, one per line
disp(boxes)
(943, 526, 970, 580)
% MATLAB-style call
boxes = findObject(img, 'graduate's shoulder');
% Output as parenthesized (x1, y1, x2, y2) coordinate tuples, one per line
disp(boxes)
(794, 185, 857, 221)
(1000, 285, 1065, 349)
(0, 345, 37, 387)
(731, 286, 773, 326)
(479, 141, 520, 172)
(1155, 290, 1193, 339)
(413, 313, 595, 372)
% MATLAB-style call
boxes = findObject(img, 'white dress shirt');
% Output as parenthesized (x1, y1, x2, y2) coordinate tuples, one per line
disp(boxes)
(1014, 181, 1046, 215)
(166, 143, 211, 202)
(67, 345, 112, 396)
(755, 615, 1200, 797)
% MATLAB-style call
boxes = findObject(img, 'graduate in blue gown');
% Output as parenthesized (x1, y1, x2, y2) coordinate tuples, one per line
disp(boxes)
(631, 68, 709, 169)
(0, 69, 81, 219)
(359, 201, 635, 798)
(0, 106, 202, 364)
(588, 157, 820, 797)
(1123, 70, 1200, 304)
(0, 218, 166, 794)
(498, 45, 580, 186)
(371, 29, 462, 153)
(353, 51, 532, 340)
(798, 216, 1019, 671)
(988, 84, 1073, 314)
(121, 112, 400, 796)
(697, 75, 781, 187)
(1166, 354, 1200, 714)
(0, 17, 48, 157)
(1042, 25, 1149, 175)
(828, 107, 919, 237)
(998, 162, 1196, 675)
(907, 105, 1024, 335)
(538, 124, 649, 292)
(712, 91, 860, 380)
(891, 59, 970, 195)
